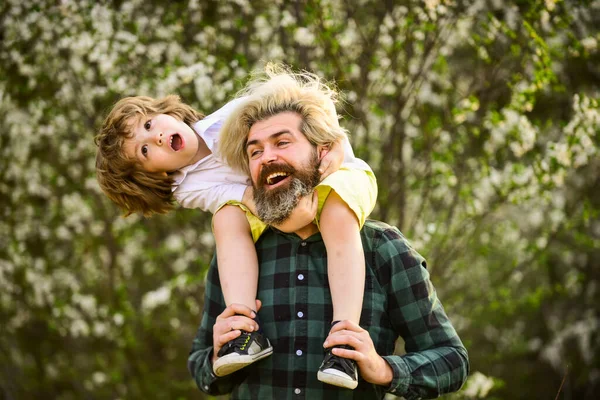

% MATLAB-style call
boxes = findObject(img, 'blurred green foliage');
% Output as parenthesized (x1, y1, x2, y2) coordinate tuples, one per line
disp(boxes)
(0, 0, 598, 399)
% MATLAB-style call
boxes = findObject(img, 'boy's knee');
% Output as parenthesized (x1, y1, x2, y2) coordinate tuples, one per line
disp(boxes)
(214, 205, 248, 231)
(322, 192, 357, 223)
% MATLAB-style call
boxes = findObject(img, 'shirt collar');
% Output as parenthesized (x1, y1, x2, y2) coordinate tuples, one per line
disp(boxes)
(269, 225, 323, 242)
(170, 162, 198, 190)
(170, 122, 212, 191)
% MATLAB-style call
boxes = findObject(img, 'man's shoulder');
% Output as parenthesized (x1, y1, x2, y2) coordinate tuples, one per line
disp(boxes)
(361, 219, 406, 241)
(361, 220, 426, 270)
(361, 219, 418, 254)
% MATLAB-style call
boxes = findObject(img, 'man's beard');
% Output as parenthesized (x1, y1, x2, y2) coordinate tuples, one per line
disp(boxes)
(253, 150, 320, 225)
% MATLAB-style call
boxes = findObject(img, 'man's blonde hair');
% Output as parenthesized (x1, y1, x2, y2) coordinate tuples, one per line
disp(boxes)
(95, 95, 203, 217)
(219, 64, 348, 175)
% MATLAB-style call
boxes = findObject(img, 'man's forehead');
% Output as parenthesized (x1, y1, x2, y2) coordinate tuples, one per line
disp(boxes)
(247, 112, 303, 143)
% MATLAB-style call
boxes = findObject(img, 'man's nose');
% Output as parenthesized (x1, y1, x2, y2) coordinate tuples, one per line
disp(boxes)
(154, 131, 164, 146)
(261, 146, 278, 163)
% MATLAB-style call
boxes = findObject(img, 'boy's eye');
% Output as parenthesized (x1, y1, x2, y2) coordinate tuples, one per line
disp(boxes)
(141, 145, 148, 157)
(144, 120, 152, 130)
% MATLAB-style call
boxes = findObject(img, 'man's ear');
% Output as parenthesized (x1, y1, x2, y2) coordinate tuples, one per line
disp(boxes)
(317, 144, 330, 160)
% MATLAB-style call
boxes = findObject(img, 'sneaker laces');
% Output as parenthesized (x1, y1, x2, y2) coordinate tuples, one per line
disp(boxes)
(322, 346, 356, 377)
(218, 331, 252, 357)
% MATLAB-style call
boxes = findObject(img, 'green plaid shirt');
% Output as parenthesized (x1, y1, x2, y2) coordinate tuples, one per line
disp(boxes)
(189, 220, 469, 399)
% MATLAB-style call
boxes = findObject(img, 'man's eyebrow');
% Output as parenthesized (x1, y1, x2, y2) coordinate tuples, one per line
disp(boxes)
(246, 130, 291, 149)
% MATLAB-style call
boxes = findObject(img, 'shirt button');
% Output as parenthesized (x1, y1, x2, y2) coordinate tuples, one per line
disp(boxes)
(297, 274, 304, 280)
(204, 385, 209, 391)
(301, 241, 307, 246)
(296, 349, 303, 356)
(294, 388, 302, 394)
(297, 311, 304, 318)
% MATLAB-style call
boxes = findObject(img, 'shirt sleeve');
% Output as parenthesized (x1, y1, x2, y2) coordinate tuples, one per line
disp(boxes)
(174, 182, 247, 214)
(375, 229, 469, 399)
(194, 97, 249, 151)
(188, 256, 239, 395)
(341, 136, 372, 172)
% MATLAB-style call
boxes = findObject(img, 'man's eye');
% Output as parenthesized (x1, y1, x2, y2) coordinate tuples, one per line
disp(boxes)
(144, 120, 152, 130)
(141, 145, 148, 157)
(250, 150, 262, 158)
(277, 141, 289, 147)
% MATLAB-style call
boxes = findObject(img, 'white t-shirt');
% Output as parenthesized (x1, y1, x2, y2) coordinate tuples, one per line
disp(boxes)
(171, 98, 371, 214)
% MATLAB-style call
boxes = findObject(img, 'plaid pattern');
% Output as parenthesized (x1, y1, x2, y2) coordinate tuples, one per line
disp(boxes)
(188, 220, 469, 399)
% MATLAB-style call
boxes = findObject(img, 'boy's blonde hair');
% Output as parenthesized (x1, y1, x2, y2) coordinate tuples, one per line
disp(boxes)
(219, 63, 348, 175)
(95, 95, 203, 217)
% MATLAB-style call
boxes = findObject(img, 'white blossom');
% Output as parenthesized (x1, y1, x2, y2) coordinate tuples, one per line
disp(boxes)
(141, 286, 172, 312)
(294, 27, 316, 46)
(463, 371, 495, 398)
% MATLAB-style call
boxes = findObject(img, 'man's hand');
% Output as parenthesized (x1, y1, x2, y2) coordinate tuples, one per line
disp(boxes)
(212, 300, 262, 365)
(318, 140, 344, 180)
(323, 320, 394, 386)
(272, 191, 318, 233)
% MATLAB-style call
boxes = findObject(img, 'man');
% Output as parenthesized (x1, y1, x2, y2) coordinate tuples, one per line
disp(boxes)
(188, 65, 469, 399)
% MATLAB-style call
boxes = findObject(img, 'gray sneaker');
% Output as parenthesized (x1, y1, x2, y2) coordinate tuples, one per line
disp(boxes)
(317, 346, 358, 389)
(213, 330, 273, 377)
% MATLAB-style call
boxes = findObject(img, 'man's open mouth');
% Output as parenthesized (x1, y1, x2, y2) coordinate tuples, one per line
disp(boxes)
(265, 172, 291, 186)
(169, 133, 183, 151)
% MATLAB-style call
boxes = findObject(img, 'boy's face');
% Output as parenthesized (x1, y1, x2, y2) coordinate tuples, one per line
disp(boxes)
(123, 113, 202, 174)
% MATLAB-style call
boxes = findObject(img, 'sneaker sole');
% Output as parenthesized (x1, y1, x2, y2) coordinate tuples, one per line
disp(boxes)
(317, 369, 358, 390)
(213, 346, 273, 377)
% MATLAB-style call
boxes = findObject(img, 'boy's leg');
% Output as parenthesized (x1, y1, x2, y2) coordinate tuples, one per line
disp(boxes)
(212, 205, 272, 376)
(317, 191, 363, 390)
(213, 205, 259, 310)
(319, 191, 365, 324)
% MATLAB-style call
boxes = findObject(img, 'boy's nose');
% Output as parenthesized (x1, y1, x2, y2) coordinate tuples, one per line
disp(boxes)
(155, 131, 164, 145)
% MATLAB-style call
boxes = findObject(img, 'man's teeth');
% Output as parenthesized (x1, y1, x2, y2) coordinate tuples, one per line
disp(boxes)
(169, 136, 173, 147)
(266, 172, 289, 185)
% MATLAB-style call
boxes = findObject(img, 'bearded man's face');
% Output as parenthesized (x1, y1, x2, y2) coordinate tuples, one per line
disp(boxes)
(253, 149, 320, 225)
(246, 112, 323, 226)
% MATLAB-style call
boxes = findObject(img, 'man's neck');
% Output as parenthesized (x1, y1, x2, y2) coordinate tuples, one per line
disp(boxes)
(294, 222, 319, 240)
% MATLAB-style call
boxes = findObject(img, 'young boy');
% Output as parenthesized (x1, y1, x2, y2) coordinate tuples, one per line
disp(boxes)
(94, 67, 377, 390)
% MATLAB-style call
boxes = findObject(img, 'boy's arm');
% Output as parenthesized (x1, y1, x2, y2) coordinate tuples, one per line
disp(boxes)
(241, 187, 258, 216)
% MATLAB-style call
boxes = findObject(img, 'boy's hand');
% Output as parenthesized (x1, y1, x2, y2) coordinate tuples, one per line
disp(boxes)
(272, 191, 318, 233)
(241, 186, 258, 216)
(318, 140, 344, 180)
(212, 300, 262, 365)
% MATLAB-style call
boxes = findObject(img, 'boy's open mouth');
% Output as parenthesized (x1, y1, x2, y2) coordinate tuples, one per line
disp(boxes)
(169, 133, 183, 151)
